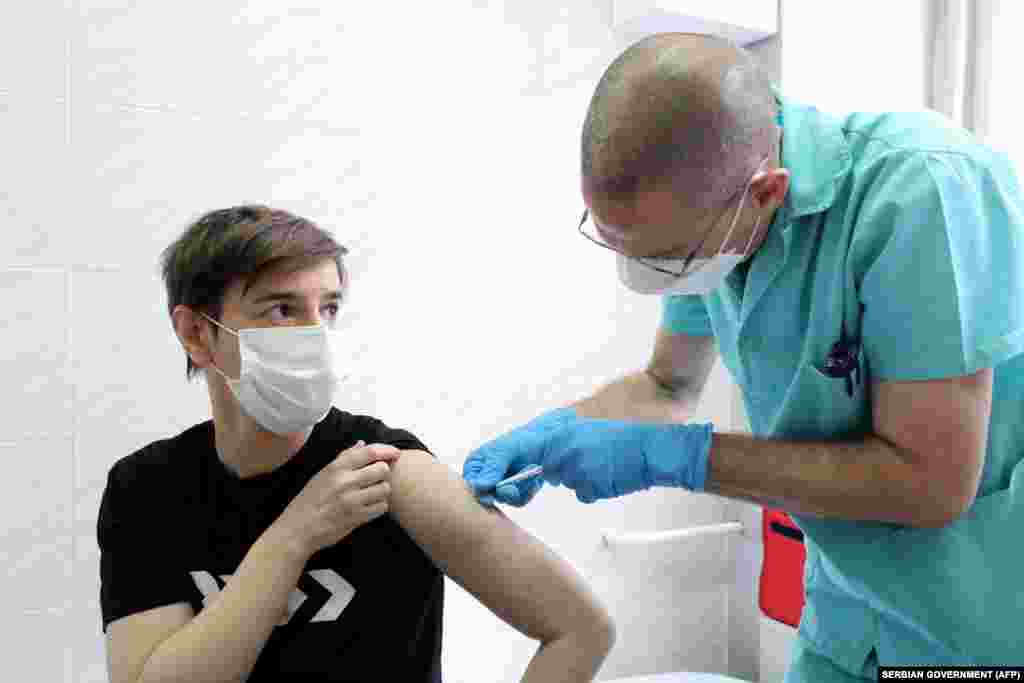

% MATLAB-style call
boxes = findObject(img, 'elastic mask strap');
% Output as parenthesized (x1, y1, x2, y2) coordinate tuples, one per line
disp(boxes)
(199, 312, 238, 382)
(200, 312, 239, 337)
(719, 156, 769, 257)
(741, 213, 763, 256)
(208, 360, 232, 383)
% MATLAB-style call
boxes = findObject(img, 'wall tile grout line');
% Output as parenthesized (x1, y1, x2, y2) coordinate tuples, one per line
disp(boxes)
(65, 0, 80, 646)
(66, 0, 80, 643)
(2, 265, 123, 273)
(65, 1, 77, 640)
(0, 96, 70, 105)
(78, 99, 368, 137)
(22, 607, 66, 617)
(722, 580, 731, 674)
(68, 265, 77, 619)
(0, 434, 75, 446)
(65, 0, 73, 153)
(2, 266, 70, 272)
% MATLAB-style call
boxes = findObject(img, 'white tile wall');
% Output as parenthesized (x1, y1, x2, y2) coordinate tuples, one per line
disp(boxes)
(779, 0, 926, 116)
(74, 2, 385, 125)
(68, 599, 110, 683)
(1, 98, 71, 266)
(0, 270, 73, 437)
(1, 2, 790, 682)
(726, 499, 764, 681)
(0, 440, 73, 613)
(68, 105, 387, 269)
(759, 615, 797, 683)
(8, 608, 76, 682)
(601, 589, 731, 680)
(0, 0, 70, 101)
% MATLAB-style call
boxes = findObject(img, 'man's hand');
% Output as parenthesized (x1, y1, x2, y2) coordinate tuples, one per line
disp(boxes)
(463, 408, 715, 506)
(271, 441, 401, 556)
(542, 419, 714, 503)
(462, 408, 578, 507)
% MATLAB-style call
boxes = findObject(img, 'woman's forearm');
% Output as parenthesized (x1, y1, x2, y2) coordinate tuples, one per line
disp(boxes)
(137, 526, 310, 683)
(521, 626, 616, 683)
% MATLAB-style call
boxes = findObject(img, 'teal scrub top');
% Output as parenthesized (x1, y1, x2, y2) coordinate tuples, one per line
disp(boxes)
(663, 95, 1024, 673)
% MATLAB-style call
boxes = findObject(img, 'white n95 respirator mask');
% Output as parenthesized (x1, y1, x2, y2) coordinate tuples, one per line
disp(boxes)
(618, 158, 766, 297)
(200, 312, 348, 435)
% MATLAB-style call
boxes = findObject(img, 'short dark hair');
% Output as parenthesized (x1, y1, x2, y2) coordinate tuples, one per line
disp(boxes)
(581, 34, 777, 206)
(159, 205, 348, 381)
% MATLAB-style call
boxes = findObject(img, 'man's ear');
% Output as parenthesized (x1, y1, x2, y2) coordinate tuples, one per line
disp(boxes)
(172, 305, 214, 370)
(753, 168, 790, 212)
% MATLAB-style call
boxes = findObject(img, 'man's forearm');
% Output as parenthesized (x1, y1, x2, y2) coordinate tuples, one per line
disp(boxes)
(138, 527, 310, 683)
(578, 373, 949, 526)
(574, 369, 700, 423)
(706, 430, 953, 528)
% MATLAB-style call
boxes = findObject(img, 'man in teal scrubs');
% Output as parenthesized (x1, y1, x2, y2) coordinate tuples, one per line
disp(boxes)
(463, 33, 1024, 679)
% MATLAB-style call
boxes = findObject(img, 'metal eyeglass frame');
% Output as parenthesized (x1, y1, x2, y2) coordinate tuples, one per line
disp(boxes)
(576, 160, 766, 278)
(576, 203, 722, 279)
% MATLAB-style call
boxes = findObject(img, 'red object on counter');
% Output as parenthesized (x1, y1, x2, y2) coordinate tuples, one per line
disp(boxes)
(759, 508, 806, 628)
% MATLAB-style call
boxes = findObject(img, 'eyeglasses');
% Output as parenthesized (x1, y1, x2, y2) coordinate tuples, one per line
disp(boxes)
(577, 206, 720, 278)
(577, 159, 765, 278)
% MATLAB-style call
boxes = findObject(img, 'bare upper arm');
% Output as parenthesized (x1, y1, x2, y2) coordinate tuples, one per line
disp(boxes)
(646, 326, 718, 395)
(871, 368, 992, 525)
(106, 602, 194, 683)
(387, 451, 613, 645)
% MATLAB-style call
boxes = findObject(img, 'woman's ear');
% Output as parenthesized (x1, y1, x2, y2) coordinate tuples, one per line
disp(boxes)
(172, 305, 214, 370)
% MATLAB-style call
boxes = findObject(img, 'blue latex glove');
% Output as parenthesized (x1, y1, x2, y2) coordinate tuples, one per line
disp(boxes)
(463, 406, 715, 506)
(540, 418, 715, 503)
(462, 407, 579, 507)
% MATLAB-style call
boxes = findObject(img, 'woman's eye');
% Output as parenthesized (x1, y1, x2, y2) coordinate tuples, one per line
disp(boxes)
(267, 303, 339, 321)
(269, 304, 290, 319)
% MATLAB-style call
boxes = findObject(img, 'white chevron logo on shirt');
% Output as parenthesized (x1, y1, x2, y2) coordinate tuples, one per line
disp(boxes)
(189, 569, 356, 626)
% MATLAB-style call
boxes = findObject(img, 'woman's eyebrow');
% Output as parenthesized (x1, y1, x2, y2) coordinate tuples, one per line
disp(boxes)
(248, 290, 344, 305)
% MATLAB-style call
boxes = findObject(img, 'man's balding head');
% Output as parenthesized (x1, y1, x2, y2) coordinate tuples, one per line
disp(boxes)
(581, 33, 778, 212)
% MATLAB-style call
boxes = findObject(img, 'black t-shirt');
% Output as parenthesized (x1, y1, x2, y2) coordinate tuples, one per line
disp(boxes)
(97, 407, 443, 682)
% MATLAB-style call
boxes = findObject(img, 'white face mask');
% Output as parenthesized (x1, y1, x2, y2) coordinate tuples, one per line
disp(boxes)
(200, 313, 347, 435)
(618, 158, 767, 296)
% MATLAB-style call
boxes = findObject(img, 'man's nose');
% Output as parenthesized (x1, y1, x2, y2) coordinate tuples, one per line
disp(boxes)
(595, 224, 626, 250)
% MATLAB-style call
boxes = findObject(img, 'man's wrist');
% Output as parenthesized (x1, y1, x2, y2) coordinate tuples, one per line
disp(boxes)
(689, 423, 714, 491)
(644, 422, 715, 491)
